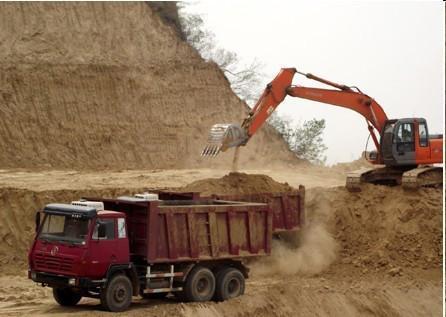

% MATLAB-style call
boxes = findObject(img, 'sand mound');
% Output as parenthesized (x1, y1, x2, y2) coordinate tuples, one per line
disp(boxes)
(330, 156, 373, 173)
(0, 2, 295, 170)
(181, 172, 294, 195)
(310, 185, 442, 272)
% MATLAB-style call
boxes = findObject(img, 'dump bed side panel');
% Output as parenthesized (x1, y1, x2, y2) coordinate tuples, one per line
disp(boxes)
(148, 203, 272, 263)
(209, 186, 305, 232)
(88, 198, 273, 263)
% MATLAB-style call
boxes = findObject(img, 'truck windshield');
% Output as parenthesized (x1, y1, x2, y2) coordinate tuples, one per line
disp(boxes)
(38, 214, 90, 245)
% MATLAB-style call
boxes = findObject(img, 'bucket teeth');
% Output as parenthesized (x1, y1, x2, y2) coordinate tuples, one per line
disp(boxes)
(201, 123, 247, 157)
(201, 145, 221, 157)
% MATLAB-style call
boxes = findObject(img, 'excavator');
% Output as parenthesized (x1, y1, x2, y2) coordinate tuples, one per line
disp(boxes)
(201, 68, 443, 191)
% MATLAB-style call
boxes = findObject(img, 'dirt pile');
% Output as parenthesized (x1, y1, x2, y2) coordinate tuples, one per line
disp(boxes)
(0, 2, 295, 170)
(330, 155, 373, 173)
(309, 185, 442, 273)
(182, 172, 294, 195)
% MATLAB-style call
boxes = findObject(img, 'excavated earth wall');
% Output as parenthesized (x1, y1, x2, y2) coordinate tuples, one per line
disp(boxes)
(0, 2, 295, 170)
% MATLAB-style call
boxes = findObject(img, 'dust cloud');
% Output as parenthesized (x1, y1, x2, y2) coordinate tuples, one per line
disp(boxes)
(251, 204, 338, 276)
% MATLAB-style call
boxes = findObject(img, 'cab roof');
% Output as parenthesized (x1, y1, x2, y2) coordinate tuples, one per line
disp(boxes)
(44, 203, 97, 218)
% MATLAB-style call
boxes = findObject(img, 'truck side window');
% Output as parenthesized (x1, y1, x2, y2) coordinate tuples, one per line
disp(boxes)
(117, 218, 126, 238)
(93, 219, 115, 240)
(418, 123, 428, 147)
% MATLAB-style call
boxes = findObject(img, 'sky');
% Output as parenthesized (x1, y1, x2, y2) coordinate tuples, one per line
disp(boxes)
(183, 0, 445, 164)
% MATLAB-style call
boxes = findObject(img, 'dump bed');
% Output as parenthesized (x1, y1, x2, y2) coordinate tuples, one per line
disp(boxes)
(92, 197, 272, 264)
(209, 186, 305, 233)
(156, 187, 305, 233)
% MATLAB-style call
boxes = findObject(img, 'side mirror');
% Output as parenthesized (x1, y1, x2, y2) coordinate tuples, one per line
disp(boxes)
(35, 211, 41, 233)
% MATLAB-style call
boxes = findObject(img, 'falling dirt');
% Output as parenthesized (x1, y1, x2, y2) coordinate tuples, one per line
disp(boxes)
(231, 147, 241, 172)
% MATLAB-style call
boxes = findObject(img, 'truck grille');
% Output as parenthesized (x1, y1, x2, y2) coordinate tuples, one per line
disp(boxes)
(34, 252, 74, 274)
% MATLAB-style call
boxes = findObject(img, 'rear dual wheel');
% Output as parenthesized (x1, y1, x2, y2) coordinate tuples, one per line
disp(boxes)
(214, 267, 245, 301)
(183, 266, 216, 302)
(181, 266, 245, 302)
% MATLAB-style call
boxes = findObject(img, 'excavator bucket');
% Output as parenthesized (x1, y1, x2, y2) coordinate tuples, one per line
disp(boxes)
(201, 123, 248, 156)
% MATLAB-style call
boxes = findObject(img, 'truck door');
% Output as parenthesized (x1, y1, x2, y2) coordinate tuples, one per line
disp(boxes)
(393, 122, 416, 165)
(89, 218, 117, 278)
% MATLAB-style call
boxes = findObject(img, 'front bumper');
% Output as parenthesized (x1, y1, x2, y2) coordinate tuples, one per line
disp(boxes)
(29, 270, 105, 288)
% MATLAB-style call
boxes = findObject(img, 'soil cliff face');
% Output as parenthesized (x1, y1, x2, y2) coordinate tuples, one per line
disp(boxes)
(0, 2, 295, 170)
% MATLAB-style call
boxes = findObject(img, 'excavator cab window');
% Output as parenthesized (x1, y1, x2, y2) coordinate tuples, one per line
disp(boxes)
(418, 123, 428, 147)
(394, 123, 415, 153)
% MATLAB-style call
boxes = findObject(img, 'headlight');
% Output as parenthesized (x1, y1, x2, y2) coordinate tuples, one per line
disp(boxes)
(68, 278, 76, 286)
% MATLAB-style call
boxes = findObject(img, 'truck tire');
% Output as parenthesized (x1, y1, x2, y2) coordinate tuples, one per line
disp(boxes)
(100, 274, 133, 312)
(183, 266, 215, 302)
(214, 267, 245, 301)
(52, 287, 82, 306)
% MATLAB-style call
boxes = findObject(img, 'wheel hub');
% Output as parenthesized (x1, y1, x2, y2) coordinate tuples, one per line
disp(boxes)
(114, 285, 127, 302)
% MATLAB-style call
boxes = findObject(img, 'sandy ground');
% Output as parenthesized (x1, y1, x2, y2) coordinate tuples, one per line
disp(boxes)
(0, 267, 441, 317)
(0, 167, 345, 191)
(0, 167, 442, 317)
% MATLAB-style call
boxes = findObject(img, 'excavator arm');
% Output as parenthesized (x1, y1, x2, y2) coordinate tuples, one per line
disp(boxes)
(201, 68, 388, 159)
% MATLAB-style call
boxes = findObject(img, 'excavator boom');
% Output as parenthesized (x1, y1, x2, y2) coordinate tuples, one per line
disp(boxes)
(202, 68, 388, 161)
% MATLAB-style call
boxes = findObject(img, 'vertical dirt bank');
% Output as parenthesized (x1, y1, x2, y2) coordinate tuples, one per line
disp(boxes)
(0, 2, 296, 170)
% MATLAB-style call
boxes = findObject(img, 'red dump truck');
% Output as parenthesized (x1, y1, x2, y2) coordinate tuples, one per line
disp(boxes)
(28, 188, 304, 312)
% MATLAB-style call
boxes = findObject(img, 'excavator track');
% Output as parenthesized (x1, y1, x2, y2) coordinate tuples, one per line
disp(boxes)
(346, 166, 401, 192)
(401, 166, 443, 190)
(346, 165, 443, 192)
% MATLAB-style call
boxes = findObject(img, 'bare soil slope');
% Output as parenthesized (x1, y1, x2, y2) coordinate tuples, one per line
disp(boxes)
(0, 2, 295, 170)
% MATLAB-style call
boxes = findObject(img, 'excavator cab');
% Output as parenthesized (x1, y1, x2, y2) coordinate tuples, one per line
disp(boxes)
(380, 118, 438, 167)
(381, 119, 417, 167)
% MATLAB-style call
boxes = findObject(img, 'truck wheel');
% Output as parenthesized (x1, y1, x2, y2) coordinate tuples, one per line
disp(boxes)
(52, 287, 82, 306)
(183, 266, 215, 302)
(100, 274, 133, 312)
(214, 268, 245, 301)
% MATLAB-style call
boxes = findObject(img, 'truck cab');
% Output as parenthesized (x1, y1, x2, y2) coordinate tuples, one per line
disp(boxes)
(29, 202, 134, 311)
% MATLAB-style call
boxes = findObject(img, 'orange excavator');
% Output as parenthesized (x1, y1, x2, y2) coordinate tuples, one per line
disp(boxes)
(201, 68, 443, 190)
